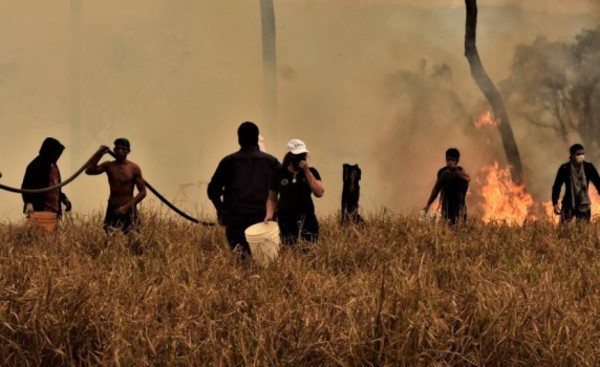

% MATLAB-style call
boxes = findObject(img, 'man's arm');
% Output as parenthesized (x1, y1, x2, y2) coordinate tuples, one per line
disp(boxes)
(587, 163, 600, 195)
(117, 165, 147, 214)
(424, 179, 441, 211)
(551, 165, 566, 206)
(299, 163, 324, 198)
(265, 190, 278, 222)
(551, 165, 566, 214)
(85, 146, 109, 175)
(21, 162, 38, 213)
(456, 167, 470, 182)
(207, 160, 227, 211)
(60, 192, 72, 212)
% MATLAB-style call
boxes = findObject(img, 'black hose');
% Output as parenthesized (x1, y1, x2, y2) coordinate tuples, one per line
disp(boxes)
(0, 147, 106, 194)
(107, 150, 214, 226)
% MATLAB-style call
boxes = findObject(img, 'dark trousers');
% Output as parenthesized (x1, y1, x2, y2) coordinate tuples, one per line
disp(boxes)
(442, 203, 467, 226)
(225, 213, 265, 255)
(104, 203, 140, 233)
(278, 212, 319, 247)
(560, 207, 591, 223)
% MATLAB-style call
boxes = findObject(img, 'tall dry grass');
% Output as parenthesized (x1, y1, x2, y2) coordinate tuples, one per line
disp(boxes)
(1, 212, 600, 366)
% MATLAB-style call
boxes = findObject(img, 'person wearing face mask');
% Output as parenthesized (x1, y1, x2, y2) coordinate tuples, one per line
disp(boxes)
(21, 137, 72, 218)
(552, 144, 600, 223)
(265, 139, 324, 246)
(423, 148, 470, 225)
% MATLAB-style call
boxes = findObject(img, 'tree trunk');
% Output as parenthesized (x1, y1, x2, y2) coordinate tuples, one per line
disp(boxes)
(260, 0, 277, 142)
(70, 0, 82, 201)
(341, 164, 364, 225)
(465, 0, 524, 184)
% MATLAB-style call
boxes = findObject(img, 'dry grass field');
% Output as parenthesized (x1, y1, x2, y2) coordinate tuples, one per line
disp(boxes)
(2, 212, 600, 366)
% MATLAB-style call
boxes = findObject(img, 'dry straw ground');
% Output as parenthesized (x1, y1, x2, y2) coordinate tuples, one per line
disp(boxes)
(1, 212, 600, 366)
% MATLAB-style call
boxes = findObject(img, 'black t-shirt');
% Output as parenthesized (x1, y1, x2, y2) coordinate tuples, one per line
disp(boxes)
(270, 167, 321, 216)
(437, 166, 468, 206)
(207, 147, 281, 215)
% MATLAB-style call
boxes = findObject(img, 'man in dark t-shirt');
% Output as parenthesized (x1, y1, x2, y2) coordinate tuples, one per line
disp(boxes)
(207, 122, 281, 255)
(423, 148, 470, 225)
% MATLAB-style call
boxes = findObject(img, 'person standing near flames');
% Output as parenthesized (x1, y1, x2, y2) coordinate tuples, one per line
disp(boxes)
(265, 139, 324, 246)
(21, 137, 72, 218)
(552, 143, 600, 223)
(423, 148, 470, 225)
(208, 122, 281, 256)
(85, 138, 147, 233)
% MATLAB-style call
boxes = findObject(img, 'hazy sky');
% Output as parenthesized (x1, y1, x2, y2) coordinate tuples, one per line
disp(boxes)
(0, 0, 597, 221)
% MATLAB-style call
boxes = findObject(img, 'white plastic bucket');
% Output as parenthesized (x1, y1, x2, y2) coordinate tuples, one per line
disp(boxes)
(28, 211, 58, 233)
(244, 221, 281, 267)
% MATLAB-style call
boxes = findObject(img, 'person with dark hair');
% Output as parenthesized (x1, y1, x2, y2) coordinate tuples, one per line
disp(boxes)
(85, 138, 147, 233)
(265, 139, 324, 246)
(208, 122, 281, 256)
(423, 147, 470, 225)
(552, 143, 600, 223)
(21, 137, 72, 218)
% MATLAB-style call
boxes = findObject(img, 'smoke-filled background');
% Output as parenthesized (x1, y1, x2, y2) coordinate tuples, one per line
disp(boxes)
(0, 0, 598, 222)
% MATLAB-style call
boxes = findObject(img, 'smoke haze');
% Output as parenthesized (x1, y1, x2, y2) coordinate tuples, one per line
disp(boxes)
(0, 0, 597, 221)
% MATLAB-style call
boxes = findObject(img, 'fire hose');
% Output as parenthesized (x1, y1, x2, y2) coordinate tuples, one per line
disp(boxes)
(105, 150, 214, 226)
(0, 147, 107, 194)
(0, 147, 214, 226)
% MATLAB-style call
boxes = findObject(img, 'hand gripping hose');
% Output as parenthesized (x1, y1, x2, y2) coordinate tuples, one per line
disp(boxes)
(0, 147, 107, 194)
(0, 147, 214, 226)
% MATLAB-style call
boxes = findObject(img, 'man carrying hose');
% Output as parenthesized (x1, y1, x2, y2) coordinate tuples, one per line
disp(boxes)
(208, 122, 281, 256)
(86, 138, 147, 233)
(21, 137, 72, 218)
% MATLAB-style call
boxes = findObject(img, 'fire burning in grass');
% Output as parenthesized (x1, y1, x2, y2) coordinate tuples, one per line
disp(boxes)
(478, 163, 600, 224)
(478, 162, 534, 225)
(542, 191, 600, 222)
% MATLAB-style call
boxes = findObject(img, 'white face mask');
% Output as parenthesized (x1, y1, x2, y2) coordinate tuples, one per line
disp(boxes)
(575, 155, 585, 164)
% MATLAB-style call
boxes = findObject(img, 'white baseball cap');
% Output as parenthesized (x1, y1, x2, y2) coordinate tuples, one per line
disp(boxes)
(287, 139, 309, 154)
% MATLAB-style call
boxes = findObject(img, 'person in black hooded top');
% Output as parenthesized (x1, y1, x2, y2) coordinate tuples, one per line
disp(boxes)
(21, 137, 72, 217)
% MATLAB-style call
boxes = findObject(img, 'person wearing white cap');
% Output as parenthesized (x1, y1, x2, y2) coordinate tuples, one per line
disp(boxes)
(265, 138, 324, 246)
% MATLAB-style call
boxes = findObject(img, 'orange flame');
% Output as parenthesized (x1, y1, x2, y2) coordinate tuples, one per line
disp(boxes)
(479, 162, 534, 225)
(474, 111, 501, 128)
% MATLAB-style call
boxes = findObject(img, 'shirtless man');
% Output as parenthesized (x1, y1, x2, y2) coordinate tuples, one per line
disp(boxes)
(86, 138, 147, 233)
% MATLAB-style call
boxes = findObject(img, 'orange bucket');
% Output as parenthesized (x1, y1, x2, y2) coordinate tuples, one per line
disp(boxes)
(29, 211, 59, 233)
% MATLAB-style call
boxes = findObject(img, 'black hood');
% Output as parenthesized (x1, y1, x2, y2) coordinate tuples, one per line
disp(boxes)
(39, 137, 65, 162)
